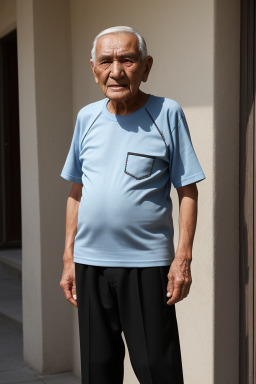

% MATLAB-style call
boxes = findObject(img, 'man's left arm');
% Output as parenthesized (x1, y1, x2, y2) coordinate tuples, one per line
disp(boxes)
(166, 182, 198, 305)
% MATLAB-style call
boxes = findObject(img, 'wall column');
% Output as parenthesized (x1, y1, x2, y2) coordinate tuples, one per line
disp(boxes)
(17, 0, 75, 373)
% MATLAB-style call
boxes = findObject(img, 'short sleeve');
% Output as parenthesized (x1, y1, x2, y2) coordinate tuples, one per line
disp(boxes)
(169, 111, 206, 188)
(60, 113, 83, 184)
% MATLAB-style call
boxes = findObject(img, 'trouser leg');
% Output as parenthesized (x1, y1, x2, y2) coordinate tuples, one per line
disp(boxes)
(115, 266, 184, 384)
(75, 263, 125, 384)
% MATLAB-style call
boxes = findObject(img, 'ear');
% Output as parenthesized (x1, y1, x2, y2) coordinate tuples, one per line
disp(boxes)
(90, 59, 99, 84)
(141, 56, 153, 83)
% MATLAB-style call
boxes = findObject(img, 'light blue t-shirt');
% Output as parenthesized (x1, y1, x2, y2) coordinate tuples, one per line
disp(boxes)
(60, 94, 206, 267)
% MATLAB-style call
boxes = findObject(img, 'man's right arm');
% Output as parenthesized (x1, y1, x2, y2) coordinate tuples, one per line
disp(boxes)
(60, 182, 83, 307)
(63, 182, 83, 262)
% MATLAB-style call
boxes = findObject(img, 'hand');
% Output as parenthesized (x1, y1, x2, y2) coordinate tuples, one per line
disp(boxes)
(166, 254, 192, 305)
(60, 261, 77, 308)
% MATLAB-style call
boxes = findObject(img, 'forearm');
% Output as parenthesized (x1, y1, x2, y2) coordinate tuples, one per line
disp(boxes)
(63, 185, 82, 263)
(175, 189, 198, 261)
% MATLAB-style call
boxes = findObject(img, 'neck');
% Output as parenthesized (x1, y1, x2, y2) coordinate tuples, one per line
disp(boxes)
(107, 90, 150, 115)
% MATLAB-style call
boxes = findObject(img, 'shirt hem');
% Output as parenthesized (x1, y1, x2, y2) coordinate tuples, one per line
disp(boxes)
(73, 255, 173, 267)
(60, 172, 83, 184)
(173, 172, 206, 188)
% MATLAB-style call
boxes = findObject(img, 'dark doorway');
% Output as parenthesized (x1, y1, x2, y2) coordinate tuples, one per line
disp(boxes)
(239, 0, 255, 382)
(0, 30, 21, 249)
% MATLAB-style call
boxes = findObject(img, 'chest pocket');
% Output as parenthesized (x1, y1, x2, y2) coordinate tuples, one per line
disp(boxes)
(124, 152, 156, 180)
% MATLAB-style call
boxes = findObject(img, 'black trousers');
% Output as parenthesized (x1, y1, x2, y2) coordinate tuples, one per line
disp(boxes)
(75, 263, 184, 384)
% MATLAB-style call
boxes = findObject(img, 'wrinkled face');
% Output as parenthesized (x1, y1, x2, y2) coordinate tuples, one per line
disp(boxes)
(90, 32, 153, 102)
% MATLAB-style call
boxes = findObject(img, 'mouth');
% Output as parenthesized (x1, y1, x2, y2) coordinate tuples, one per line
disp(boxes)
(108, 85, 128, 90)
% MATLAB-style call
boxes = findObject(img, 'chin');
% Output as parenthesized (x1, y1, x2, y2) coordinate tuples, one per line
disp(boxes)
(106, 89, 132, 101)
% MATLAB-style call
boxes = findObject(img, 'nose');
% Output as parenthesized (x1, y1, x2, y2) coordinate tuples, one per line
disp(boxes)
(110, 60, 124, 79)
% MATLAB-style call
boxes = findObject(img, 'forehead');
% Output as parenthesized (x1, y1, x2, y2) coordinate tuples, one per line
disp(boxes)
(95, 33, 139, 57)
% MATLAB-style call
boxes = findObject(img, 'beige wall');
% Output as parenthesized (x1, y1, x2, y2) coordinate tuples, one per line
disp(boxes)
(0, 0, 241, 383)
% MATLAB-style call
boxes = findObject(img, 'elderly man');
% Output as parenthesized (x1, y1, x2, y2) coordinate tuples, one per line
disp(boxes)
(60, 26, 206, 384)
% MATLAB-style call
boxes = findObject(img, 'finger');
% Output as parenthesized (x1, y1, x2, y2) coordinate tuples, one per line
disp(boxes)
(166, 273, 174, 298)
(179, 280, 190, 300)
(61, 282, 77, 307)
(167, 284, 183, 305)
(72, 284, 77, 301)
(61, 281, 72, 300)
(183, 279, 192, 298)
(63, 284, 77, 307)
(68, 297, 78, 307)
(64, 284, 78, 308)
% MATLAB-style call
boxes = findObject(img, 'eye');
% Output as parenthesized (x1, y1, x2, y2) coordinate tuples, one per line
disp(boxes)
(123, 59, 133, 63)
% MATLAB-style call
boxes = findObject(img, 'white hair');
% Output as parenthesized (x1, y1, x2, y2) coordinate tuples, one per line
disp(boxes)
(91, 26, 148, 63)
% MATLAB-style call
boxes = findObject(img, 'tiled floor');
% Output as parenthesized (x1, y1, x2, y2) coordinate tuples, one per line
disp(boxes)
(0, 316, 80, 384)
(0, 257, 80, 384)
